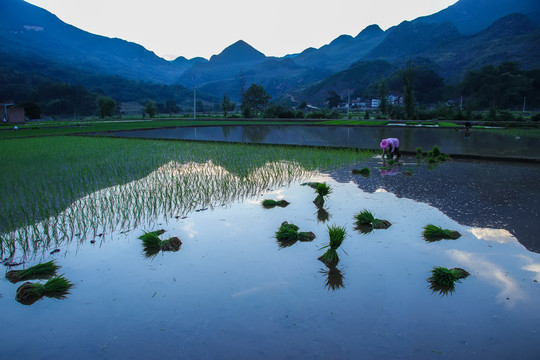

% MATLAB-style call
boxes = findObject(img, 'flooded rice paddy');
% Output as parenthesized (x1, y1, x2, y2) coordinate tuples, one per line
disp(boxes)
(2, 150, 539, 359)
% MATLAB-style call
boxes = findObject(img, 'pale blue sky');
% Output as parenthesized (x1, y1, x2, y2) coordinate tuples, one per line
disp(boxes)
(25, 0, 458, 60)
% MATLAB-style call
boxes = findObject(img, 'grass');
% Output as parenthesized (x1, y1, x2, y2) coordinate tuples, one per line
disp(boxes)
(0, 137, 372, 257)
(319, 120, 389, 126)
(6, 260, 60, 283)
(15, 274, 73, 305)
(423, 224, 461, 241)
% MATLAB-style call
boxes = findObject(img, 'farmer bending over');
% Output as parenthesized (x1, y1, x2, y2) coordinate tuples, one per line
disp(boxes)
(380, 138, 401, 160)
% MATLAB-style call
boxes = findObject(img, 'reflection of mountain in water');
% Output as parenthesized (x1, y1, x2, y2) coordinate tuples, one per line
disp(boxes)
(328, 157, 540, 253)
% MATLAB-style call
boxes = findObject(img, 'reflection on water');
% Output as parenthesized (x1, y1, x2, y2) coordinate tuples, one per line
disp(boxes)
(1, 170, 540, 359)
(110, 125, 540, 160)
(3, 160, 314, 259)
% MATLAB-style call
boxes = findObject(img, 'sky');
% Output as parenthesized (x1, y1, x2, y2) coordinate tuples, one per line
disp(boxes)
(24, 0, 458, 60)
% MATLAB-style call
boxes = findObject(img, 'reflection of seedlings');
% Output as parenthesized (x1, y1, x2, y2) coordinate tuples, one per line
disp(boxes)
(403, 167, 413, 176)
(6, 260, 60, 283)
(423, 224, 461, 241)
(318, 225, 346, 266)
(316, 207, 330, 223)
(140, 231, 182, 257)
(275, 222, 315, 248)
(16, 275, 74, 305)
(320, 265, 345, 291)
(427, 266, 470, 296)
(262, 199, 290, 209)
(354, 210, 391, 230)
(352, 167, 370, 177)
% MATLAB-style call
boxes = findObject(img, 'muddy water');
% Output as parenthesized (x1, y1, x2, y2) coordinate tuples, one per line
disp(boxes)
(1, 160, 539, 359)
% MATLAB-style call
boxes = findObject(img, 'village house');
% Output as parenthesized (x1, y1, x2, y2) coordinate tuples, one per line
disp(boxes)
(1, 101, 25, 124)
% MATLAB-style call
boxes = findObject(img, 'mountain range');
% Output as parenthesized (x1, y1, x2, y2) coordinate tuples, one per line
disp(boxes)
(1, 0, 539, 106)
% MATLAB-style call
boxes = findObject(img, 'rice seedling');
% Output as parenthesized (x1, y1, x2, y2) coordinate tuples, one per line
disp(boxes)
(403, 167, 414, 176)
(423, 224, 461, 241)
(354, 210, 391, 230)
(261, 199, 290, 209)
(320, 264, 345, 291)
(313, 182, 332, 208)
(352, 167, 370, 177)
(416, 147, 423, 159)
(6, 260, 60, 283)
(16, 274, 73, 305)
(275, 222, 315, 247)
(318, 225, 347, 266)
(427, 266, 470, 295)
(140, 231, 182, 257)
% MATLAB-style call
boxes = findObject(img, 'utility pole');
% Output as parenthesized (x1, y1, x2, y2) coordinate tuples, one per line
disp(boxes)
(193, 86, 196, 120)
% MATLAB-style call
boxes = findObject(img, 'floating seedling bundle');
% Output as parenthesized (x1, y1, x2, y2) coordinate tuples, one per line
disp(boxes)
(16, 275, 74, 305)
(352, 167, 370, 177)
(275, 222, 316, 248)
(423, 224, 461, 241)
(318, 225, 346, 266)
(5, 260, 60, 283)
(354, 210, 391, 231)
(427, 266, 470, 295)
(139, 230, 182, 257)
(301, 182, 332, 208)
(261, 199, 290, 209)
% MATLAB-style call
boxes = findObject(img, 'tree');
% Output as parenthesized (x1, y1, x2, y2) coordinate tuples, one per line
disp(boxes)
(97, 96, 116, 118)
(165, 99, 180, 114)
(144, 100, 157, 118)
(326, 90, 341, 109)
(402, 60, 416, 120)
(242, 83, 271, 117)
(222, 94, 236, 117)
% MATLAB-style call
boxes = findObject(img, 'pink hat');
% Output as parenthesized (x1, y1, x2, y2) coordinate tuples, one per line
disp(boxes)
(380, 139, 389, 149)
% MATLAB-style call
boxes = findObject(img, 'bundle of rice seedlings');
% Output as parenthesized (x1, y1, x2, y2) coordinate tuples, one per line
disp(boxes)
(138, 229, 166, 241)
(300, 182, 319, 189)
(403, 167, 414, 176)
(423, 224, 461, 241)
(6, 260, 60, 283)
(320, 265, 345, 291)
(313, 183, 332, 208)
(416, 147, 423, 159)
(318, 225, 346, 266)
(298, 231, 316, 242)
(16, 275, 73, 305)
(140, 230, 182, 257)
(427, 266, 470, 295)
(354, 210, 392, 230)
(262, 199, 290, 209)
(160, 237, 182, 252)
(352, 167, 370, 177)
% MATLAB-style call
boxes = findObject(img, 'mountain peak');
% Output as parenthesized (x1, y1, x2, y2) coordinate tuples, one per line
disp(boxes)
(357, 24, 384, 37)
(209, 40, 266, 65)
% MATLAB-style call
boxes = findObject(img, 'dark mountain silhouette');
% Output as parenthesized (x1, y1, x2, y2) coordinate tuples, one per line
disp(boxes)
(414, 0, 539, 35)
(0, 0, 182, 83)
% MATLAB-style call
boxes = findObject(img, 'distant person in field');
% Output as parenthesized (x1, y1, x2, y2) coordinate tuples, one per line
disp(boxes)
(380, 138, 401, 160)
